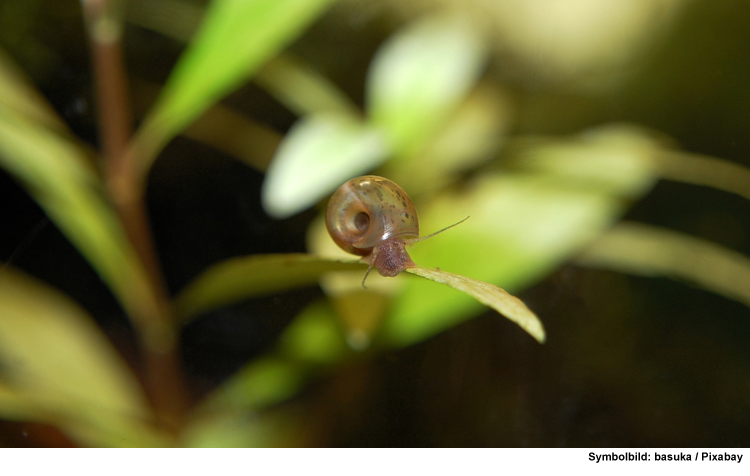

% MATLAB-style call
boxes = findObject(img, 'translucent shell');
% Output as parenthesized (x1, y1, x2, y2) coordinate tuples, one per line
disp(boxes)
(325, 176, 419, 256)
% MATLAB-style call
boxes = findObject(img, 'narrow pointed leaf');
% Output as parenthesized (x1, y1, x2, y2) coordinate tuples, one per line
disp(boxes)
(0, 50, 68, 133)
(577, 222, 750, 308)
(399, 267, 545, 343)
(0, 104, 154, 325)
(135, 0, 336, 173)
(255, 55, 361, 117)
(653, 150, 750, 201)
(174, 253, 366, 321)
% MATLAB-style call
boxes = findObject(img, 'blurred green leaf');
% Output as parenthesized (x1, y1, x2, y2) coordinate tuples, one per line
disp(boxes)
(174, 253, 366, 321)
(277, 299, 351, 364)
(134, 77, 283, 172)
(126, 0, 204, 43)
(190, 263, 545, 423)
(381, 174, 614, 345)
(381, 127, 660, 346)
(209, 357, 306, 411)
(181, 99, 282, 171)
(175, 248, 546, 346)
(191, 300, 345, 417)
(404, 266, 545, 343)
(653, 150, 750, 201)
(0, 49, 68, 133)
(261, 114, 387, 218)
(255, 55, 361, 117)
(329, 290, 391, 350)
(260, 14, 488, 218)
(183, 303, 342, 446)
(134, 0, 337, 173)
(511, 125, 658, 197)
(184, 303, 344, 446)
(577, 221, 750, 309)
(366, 14, 487, 156)
(0, 267, 168, 447)
(0, 103, 154, 326)
(381, 85, 511, 196)
(128, 0, 356, 130)
(184, 409, 308, 447)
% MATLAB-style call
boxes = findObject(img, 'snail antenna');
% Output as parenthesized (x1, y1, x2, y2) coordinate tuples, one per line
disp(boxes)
(408, 216, 470, 244)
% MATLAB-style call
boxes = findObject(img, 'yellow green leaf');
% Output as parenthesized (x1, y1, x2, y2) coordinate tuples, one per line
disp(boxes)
(186, 299, 347, 421)
(652, 149, 750, 201)
(400, 267, 545, 343)
(254, 55, 361, 118)
(577, 221, 750, 308)
(0, 49, 68, 133)
(0, 102, 154, 328)
(381, 126, 660, 347)
(174, 253, 366, 321)
(367, 14, 487, 156)
(0, 267, 167, 447)
(184, 410, 308, 447)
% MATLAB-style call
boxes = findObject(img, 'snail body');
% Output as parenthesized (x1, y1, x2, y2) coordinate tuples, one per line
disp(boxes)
(326, 175, 467, 287)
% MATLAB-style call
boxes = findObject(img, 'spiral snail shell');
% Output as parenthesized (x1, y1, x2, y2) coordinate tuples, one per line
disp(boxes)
(326, 175, 467, 287)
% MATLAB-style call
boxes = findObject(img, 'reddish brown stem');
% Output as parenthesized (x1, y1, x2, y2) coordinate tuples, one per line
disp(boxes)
(82, 0, 188, 433)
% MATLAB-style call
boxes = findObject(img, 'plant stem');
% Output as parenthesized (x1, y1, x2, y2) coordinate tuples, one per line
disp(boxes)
(81, 0, 188, 433)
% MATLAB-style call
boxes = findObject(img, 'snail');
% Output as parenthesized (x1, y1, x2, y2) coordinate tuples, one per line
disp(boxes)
(326, 175, 468, 287)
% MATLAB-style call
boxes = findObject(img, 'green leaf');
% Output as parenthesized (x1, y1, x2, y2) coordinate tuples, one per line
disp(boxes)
(0, 103, 154, 325)
(0, 49, 68, 133)
(181, 100, 283, 171)
(134, 0, 337, 172)
(403, 267, 545, 343)
(126, 0, 204, 43)
(184, 410, 307, 447)
(382, 127, 660, 346)
(260, 14, 488, 218)
(174, 253, 366, 321)
(188, 263, 541, 425)
(652, 150, 750, 201)
(0, 267, 168, 447)
(277, 299, 351, 364)
(577, 222, 750, 308)
(261, 114, 387, 218)
(289, 125, 661, 347)
(511, 124, 658, 198)
(379, 174, 615, 345)
(380, 85, 511, 196)
(366, 14, 487, 156)
(184, 300, 348, 446)
(254, 55, 361, 118)
(189, 300, 346, 415)
(206, 357, 306, 412)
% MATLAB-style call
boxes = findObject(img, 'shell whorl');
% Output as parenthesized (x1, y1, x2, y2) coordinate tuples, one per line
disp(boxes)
(325, 176, 419, 256)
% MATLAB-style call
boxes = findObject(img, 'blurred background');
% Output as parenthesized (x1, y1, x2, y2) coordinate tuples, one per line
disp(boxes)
(1, 0, 749, 447)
